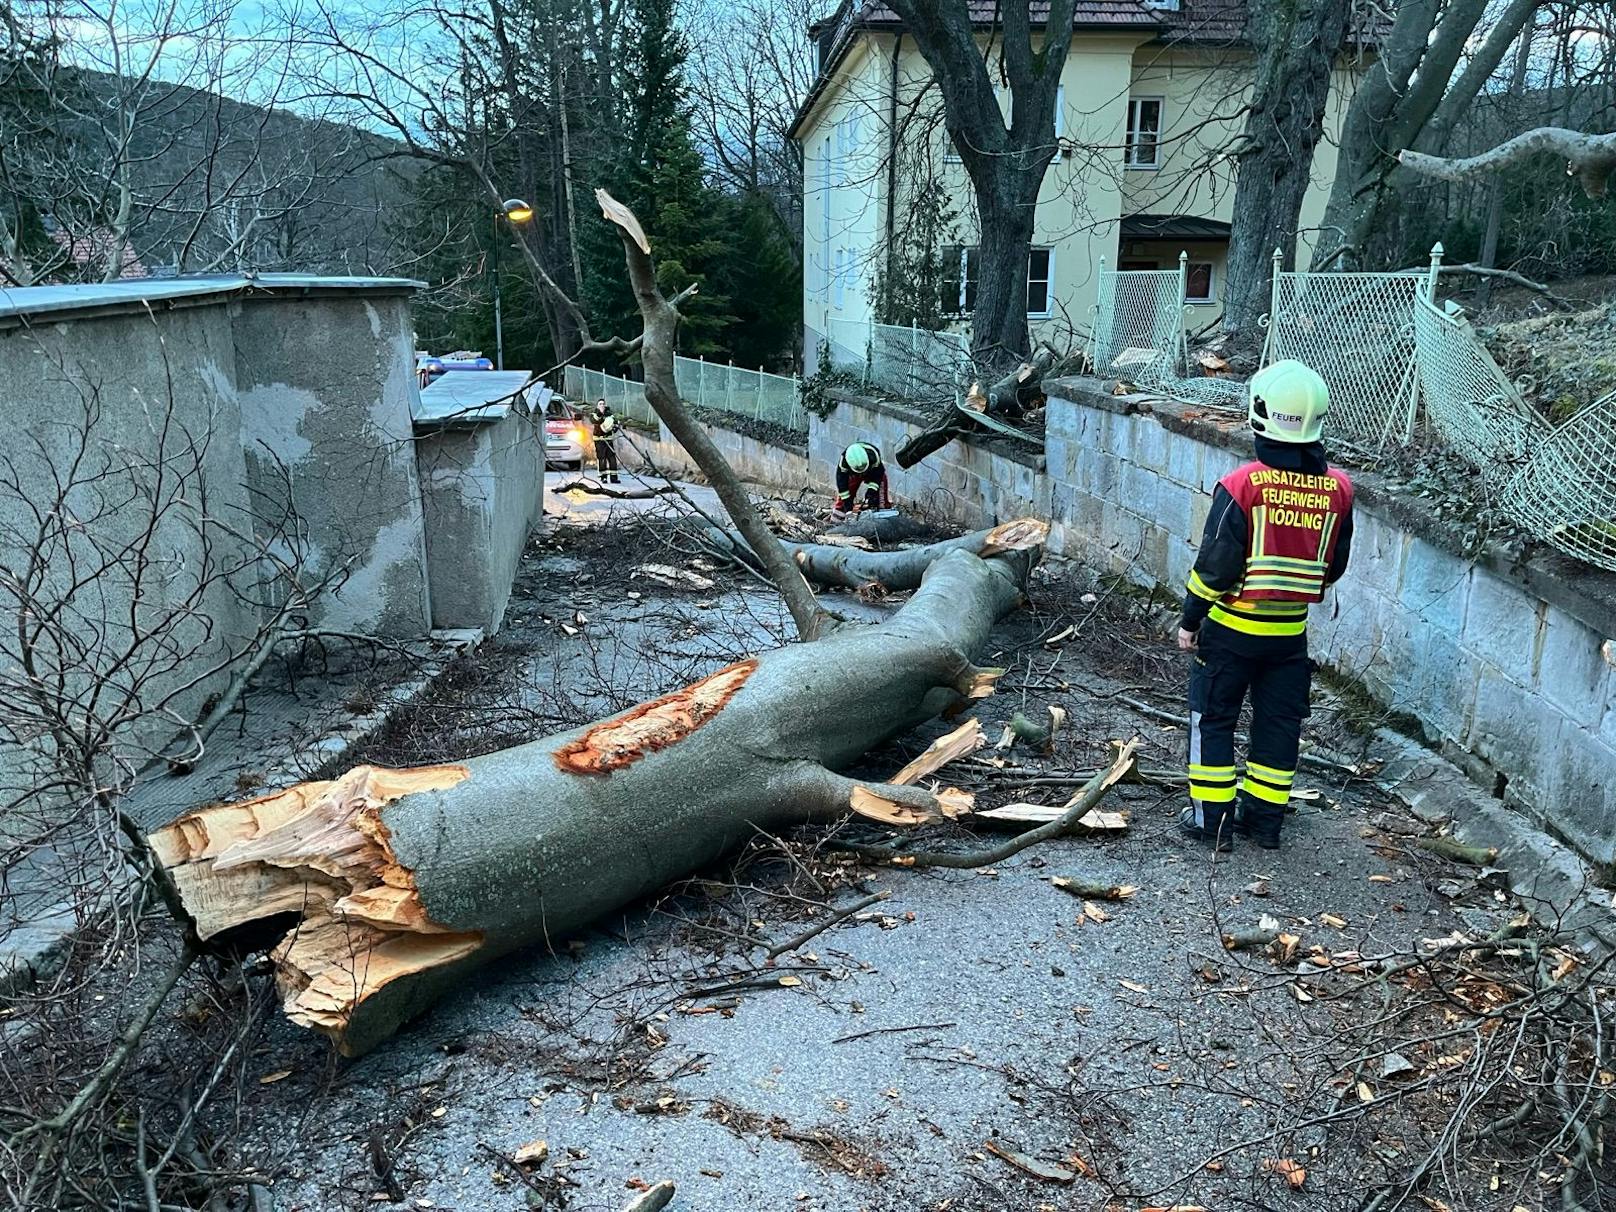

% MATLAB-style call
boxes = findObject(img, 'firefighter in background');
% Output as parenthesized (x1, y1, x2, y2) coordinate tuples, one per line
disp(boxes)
(833, 441, 891, 517)
(1177, 360, 1355, 851)
(591, 399, 621, 485)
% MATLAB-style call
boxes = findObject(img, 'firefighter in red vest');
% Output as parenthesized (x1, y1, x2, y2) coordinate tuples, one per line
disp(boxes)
(1177, 360, 1355, 851)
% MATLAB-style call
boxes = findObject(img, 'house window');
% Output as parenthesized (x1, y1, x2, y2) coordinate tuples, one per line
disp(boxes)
(1054, 85, 1066, 140)
(820, 196, 832, 301)
(944, 131, 962, 163)
(833, 248, 848, 308)
(942, 247, 1054, 315)
(1027, 248, 1053, 316)
(1186, 261, 1215, 302)
(1126, 97, 1163, 168)
(941, 245, 979, 314)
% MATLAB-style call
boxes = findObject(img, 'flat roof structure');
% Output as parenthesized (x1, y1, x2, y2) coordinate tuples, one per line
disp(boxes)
(0, 273, 423, 327)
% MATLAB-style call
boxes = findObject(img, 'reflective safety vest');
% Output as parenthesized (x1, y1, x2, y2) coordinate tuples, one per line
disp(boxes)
(1212, 460, 1352, 634)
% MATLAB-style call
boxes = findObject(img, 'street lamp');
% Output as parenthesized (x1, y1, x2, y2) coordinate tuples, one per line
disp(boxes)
(490, 197, 532, 371)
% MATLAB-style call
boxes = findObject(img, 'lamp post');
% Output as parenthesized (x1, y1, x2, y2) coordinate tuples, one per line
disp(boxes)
(490, 197, 533, 371)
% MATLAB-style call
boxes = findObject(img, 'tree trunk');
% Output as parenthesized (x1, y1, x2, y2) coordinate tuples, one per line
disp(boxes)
(149, 542, 1039, 1056)
(882, 0, 1075, 369)
(971, 182, 1040, 364)
(1313, 0, 1540, 268)
(1221, 0, 1354, 348)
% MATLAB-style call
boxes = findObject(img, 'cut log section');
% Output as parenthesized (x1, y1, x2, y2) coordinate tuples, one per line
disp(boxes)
(710, 516, 1049, 594)
(151, 545, 1041, 1055)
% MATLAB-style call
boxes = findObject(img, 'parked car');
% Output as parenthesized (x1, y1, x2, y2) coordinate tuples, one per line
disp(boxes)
(544, 398, 590, 469)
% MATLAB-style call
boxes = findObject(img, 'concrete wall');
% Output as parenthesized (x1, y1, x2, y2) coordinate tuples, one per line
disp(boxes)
(417, 410, 544, 633)
(0, 303, 263, 809)
(810, 390, 1048, 531)
(624, 421, 814, 495)
(1039, 377, 1616, 867)
(231, 295, 431, 637)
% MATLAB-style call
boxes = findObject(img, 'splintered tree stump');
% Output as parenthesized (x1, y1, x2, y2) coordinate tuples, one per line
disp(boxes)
(151, 545, 1040, 1055)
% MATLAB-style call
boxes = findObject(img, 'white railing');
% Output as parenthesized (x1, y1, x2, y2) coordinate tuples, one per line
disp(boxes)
(822, 317, 972, 402)
(565, 357, 805, 433)
(1089, 253, 1247, 411)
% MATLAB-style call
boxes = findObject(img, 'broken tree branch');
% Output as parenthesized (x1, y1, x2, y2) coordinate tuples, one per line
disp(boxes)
(1398, 127, 1616, 198)
(594, 188, 830, 641)
(835, 738, 1139, 869)
(763, 890, 891, 959)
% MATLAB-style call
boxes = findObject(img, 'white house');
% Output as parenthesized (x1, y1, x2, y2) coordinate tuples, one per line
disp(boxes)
(789, 0, 1366, 360)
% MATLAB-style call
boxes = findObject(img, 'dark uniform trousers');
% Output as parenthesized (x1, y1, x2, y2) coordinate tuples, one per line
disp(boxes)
(1187, 622, 1312, 834)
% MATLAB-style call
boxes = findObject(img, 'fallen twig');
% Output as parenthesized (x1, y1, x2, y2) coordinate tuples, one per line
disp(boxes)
(763, 890, 890, 959)
(832, 1021, 958, 1045)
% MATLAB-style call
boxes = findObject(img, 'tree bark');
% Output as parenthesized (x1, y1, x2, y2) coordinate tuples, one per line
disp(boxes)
(149, 541, 1040, 1055)
(1313, 0, 1542, 268)
(1221, 0, 1354, 348)
(1398, 127, 1616, 199)
(713, 517, 1049, 591)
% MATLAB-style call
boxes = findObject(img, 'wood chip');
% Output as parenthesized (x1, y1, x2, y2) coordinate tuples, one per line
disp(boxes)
(513, 1139, 549, 1166)
(891, 718, 986, 785)
(982, 1140, 1076, 1183)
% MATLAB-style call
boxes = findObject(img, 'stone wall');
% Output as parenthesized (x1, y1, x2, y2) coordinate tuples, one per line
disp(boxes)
(810, 389, 1048, 530)
(623, 420, 813, 495)
(1041, 377, 1616, 867)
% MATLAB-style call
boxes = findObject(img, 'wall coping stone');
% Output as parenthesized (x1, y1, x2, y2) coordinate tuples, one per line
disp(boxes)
(1045, 375, 1616, 644)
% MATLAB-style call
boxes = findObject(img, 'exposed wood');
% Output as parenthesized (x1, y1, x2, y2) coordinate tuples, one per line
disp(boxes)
(983, 1139, 1077, 1183)
(1048, 876, 1137, 902)
(890, 718, 985, 785)
(838, 739, 1138, 869)
(621, 1181, 675, 1212)
(151, 543, 1042, 1054)
(894, 352, 1052, 469)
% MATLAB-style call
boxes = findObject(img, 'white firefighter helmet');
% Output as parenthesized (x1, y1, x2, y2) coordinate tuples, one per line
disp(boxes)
(844, 442, 874, 473)
(1248, 360, 1330, 444)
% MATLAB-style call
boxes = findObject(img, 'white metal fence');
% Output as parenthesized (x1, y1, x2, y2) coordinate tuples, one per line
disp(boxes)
(823, 317, 972, 402)
(565, 357, 806, 433)
(1089, 254, 1247, 410)
(1090, 242, 1616, 572)
(1264, 260, 1423, 447)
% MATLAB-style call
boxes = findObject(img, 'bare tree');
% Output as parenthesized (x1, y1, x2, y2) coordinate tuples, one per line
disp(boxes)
(1220, 0, 1356, 346)
(0, 0, 397, 285)
(880, 0, 1075, 368)
(1314, 0, 1547, 268)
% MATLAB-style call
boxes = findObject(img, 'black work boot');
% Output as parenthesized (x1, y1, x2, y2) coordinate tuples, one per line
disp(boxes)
(1234, 805, 1283, 850)
(1178, 806, 1233, 852)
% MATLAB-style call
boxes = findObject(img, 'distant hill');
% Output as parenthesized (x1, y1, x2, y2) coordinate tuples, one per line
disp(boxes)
(15, 67, 419, 280)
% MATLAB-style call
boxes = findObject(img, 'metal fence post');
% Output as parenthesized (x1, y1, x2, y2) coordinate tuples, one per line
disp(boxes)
(1260, 246, 1284, 366)
(1176, 250, 1190, 376)
(1425, 241, 1445, 302)
(727, 360, 735, 417)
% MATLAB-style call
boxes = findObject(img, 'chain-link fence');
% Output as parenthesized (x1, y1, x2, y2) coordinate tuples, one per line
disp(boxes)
(824, 317, 870, 378)
(563, 365, 657, 426)
(1089, 255, 1247, 410)
(565, 358, 805, 433)
(1264, 264, 1422, 447)
(818, 318, 972, 403)
(1502, 391, 1616, 570)
(1412, 293, 1543, 477)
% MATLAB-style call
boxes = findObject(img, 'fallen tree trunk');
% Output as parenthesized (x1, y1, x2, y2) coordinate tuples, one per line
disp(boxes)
(707, 516, 1047, 593)
(895, 349, 1054, 469)
(150, 543, 1039, 1056)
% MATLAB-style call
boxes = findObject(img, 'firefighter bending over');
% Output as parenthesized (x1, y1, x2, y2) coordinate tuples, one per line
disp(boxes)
(834, 441, 890, 517)
(592, 399, 621, 485)
(1178, 360, 1354, 851)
